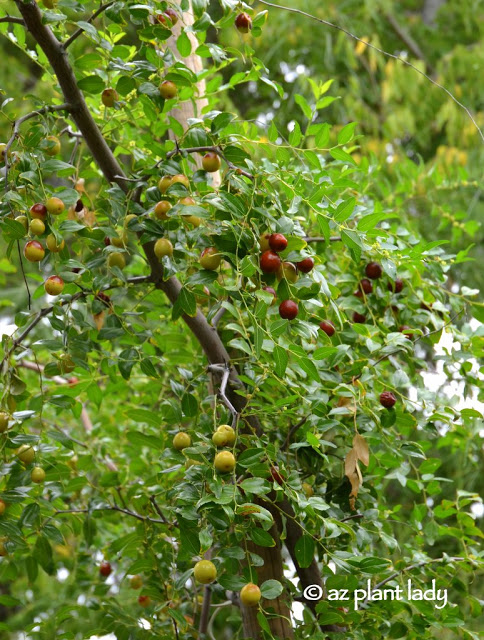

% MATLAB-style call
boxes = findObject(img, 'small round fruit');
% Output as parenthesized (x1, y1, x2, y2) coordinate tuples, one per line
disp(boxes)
(30, 203, 48, 220)
(185, 215, 201, 227)
(159, 80, 178, 99)
(154, 238, 174, 258)
(399, 325, 414, 339)
(269, 233, 288, 253)
(270, 466, 284, 485)
(157, 8, 178, 25)
(158, 176, 173, 193)
(279, 300, 298, 320)
(388, 278, 404, 293)
(0, 412, 9, 433)
(200, 247, 221, 271)
(193, 560, 217, 584)
(107, 252, 126, 269)
(380, 391, 397, 409)
(173, 431, 191, 451)
(15, 215, 28, 232)
(365, 262, 382, 280)
(45, 135, 61, 156)
(138, 595, 151, 608)
(29, 218, 45, 236)
(235, 12, 252, 33)
(102, 88, 118, 107)
(352, 311, 366, 324)
(172, 174, 190, 189)
(214, 451, 236, 473)
(319, 320, 335, 336)
(45, 275, 64, 296)
(67, 376, 79, 386)
(99, 561, 112, 577)
(17, 445, 35, 464)
(24, 240, 45, 262)
(276, 261, 298, 283)
(359, 278, 373, 294)
(302, 482, 314, 498)
(179, 196, 196, 208)
(259, 232, 271, 252)
(0, 500, 6, 515)
(212, 424, 236, 447)
(240, 583, 261, 607)
(296, 257, 314, 273)
(130, 575, 143, 589)
(202, 152, 221, 173)
(260, 250, 281, 274)
(154, 200, 172, 220)
(31, 467, 46, 483)
(111, 228, 128, 248)
(46, 234, 65, 252)
(46, 197, 65, 216)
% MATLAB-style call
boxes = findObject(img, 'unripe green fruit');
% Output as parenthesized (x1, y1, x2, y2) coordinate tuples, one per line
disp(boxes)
(17, 445, 35, 464)
(107, 252, 126, 269)
(29, 218, 46, 236)
(154, 238, 173, 258)
(193, 560, 217, 584)
(172, 174, 190, 189)
(212, 424, 236, 447)
(0, 412, 9, 433)
(158, 176, 173, 193)
(46, 234, 65, 252)
(102, 88, 118, 107)
(46, 197, 65, 215)
(202, 152, 221, 173)
(154, 200, 172, 220)
(111, 228, 128, 248)
(259, 232, 271, 252)
(159, 80, 178, 99)
(173, 431, 191, 450)
(276, 261, 298, 283)
(302, 482, 314, 498)
(15, 215, 28, 232)
(184, 215, 201, 227)
(45, 275, 65, 296)
(240, 583, 261, 607)
(24, 240, 45, 262)
(31, 466, 46, 483)
(214, 450, 236, 473)
(44, 135, 61, 156)
(200, 247, 222, 271)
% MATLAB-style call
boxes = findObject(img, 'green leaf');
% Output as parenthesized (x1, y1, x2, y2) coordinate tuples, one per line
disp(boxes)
(177, 31, 192, 57)
(330, 147, 356, 165)
(34, 536, 54, 574)
(337, 122, 357, 145)
(273, 345, 288, 377)
(294, 534, 315, 569)
(77, 75, 105, 94)
(260, 579, 283, 599)
(249, 528, 275, 547)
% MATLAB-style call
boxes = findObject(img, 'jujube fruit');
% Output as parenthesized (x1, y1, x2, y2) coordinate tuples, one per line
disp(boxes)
(99, 561, 112, 577)
(138, 595, 151, 608)
(0, 500, 6, 515)
(235, 12, 252, 33)
(352, 311, 366, 324)
(269, 233, 287, 252)
(260, 250, 281, 274)
(44, 275, 64, 296)
(154, 201, 172, 220)
(30, 203, 48, 220)
(276, 261, 298, 283)
(130, 575, 143, 589)
(29, 219, 45, 236)
(200, 247, 222, 271)
(46, 197, 65, 216)
(111, 228, 128, 248)
(17, 445, 35, 464)
(319, 320, 335, 336)
(101, 88, 118, 107)
(173, 431, 191, 450)
(172, 174, 190, 189)
(259, 232, 271, 252)
(279, 300, 298, 320)
(214, 451, 236, 473)
(46, 234, 65, 252)
(302, 482, 314, 498)
(270, 466, 284, 485)
(154, 238, 174, 258)
(158, 176, 173, 193)
(44, 135, 61, 156)
(107, 252, 126, 269)
(0, 412, 9, 433)
(380, 391, 396, 408)
(365, 262, 382, 279)
(31, 466, 46, 483)
(388, 278, 404, 293)
(159, 80, 177, 99)
(193, 560, 217, 584)
(240, 583, 261, 607)
(15, 215, 28, 232)
(202, 152, 221, 173)
(296, 257, 314, 273)
(24, 240, 45, 262)
(212, 424, 236, 447)
(359, 278, 373, 294)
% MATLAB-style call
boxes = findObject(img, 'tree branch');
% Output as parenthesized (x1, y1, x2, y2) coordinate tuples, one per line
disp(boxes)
(0, 16, 24, 25)
(304, 236, 341, 243)
(167, 144, 254, 180)
(63, 1, 115, 49)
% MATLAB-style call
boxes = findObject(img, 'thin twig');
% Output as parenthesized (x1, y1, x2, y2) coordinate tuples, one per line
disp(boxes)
(150, 495, 170, 524)
(304, 236, 341, 243)
(257, 0, 483, 142)
(0, 16, 24, 24)
(208, 364, 239, 427)
(54, 505, 168, 525)
(385, 13, 431, 70)
(199, 585, 212, 636)
(340, 513, 364, 522)
(63, 1, 115, 49)
(167, 145, 254, 180)
(282, 415, 308, 451)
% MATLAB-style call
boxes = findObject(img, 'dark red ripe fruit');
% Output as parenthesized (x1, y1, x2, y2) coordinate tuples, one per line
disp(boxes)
(279, 300, 298, 320)
(352, 311, 366, 324)
(30, 203, 48, 221)
(99, 561, 112, 577)
(319, 320, 335, 336)
(270, 466, 284, 485)
(380, 391, 396, 408)
(388, 279, 404, 293)
(365, 262, 382, 279)
(399, 325, 414, 339)
(268, 233, 288, 253)
(104, 237, 111, 246)
(359, 278, 373, 294)
(296, 257, 314, 273)
(235, 12, 252, 33)
(260, 250, 281, 274)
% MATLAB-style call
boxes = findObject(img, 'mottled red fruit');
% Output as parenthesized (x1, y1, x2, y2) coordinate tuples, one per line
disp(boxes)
(319, 320, 335, 336)
(279, 300, 298, 320)
(263, 286, 277, 303)
(359, 278, 373, 294)
(24, 240, 45, 262)
(365, 262, 382, 279)
(44, 275, 64, 296)
(260, 250, 281, 274)
(30, 203, 48, 221)
(99, 561, 112, 577)
(269, 233, 288, 253)
(270, 466, 284, 485)
(202, 152, 221, 173)
(296, 257, 314, 273)
(235, 12, 252, 33)
(138, 595, 151, 608)
(380, 391, 397, 408)
(352, 311, 366, 324)
(159, 80, 177, 99)
(388, 278, 404, 293)
(101, 88, 118, 107)
(399, 326, 414, 339)
(157, 7, 178, 25)
(67, 376, 79, 386)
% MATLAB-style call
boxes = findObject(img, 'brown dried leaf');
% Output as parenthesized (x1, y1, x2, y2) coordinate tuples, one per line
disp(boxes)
(353, 433, 370, 466)
(344, 448, 358, 477)
(93, 312, 105, 331)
